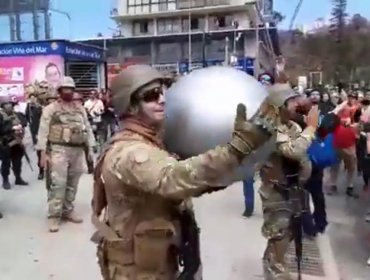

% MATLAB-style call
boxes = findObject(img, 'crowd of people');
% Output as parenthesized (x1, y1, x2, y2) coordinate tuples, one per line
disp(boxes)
(2, 63, 370, 279)
(242, 82, 370, 267)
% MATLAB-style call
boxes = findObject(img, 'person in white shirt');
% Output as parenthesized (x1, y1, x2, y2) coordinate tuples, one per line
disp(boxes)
(84, 89, 105, 122)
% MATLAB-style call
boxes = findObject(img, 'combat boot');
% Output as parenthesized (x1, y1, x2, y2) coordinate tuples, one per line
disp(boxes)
(2, 177, 10, 190)
(62, 211, 83, 224)
(38, 172, 44, 180)
(15, 177, 28, 186)
(48, 218, 60, 233)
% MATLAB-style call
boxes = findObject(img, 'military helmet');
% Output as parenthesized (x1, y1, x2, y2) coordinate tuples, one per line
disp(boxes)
(57, 76, 76, 90)
(267, 83, 300, 108)
(0, 95, 16, 106)
(41, 90, 58, 102)
(46, 92, 58, 100)
(110, 64, 165, 116)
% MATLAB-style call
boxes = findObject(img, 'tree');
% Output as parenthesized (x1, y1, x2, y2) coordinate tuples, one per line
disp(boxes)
(280, 12, 370, 85)
(272, 11, 285, 25)
(329, 0, 348, 42)
(351, 14, 368, 30)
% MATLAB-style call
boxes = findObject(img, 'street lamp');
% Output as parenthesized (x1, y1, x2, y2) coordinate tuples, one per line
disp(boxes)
(188, 4, 192, 71)
(232, 20, 239, 54)
(50, 9, 72, 38)
(223, 37, 229, 66)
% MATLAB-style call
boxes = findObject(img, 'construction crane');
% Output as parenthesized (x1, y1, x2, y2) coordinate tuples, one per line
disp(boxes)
(289, 0, 304, 31)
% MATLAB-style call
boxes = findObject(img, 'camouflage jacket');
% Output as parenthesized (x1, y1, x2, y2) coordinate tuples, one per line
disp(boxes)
(36, 100, 95, 151)
(259, 121, 316, 190)
(94, 129, 241, 239)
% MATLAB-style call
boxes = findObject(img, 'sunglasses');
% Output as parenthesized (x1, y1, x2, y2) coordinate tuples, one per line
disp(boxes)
(140, 86, 165, 103)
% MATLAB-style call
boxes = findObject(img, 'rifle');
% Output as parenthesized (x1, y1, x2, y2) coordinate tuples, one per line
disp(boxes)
(44, 145, 52, 191)
(45, 159, 52, 191)
(84, 145, 94, 174)
(281, 157, 306, 280)
(290, 187, 306, 280)
(21, 145, 33, 171)
(177, 210, 202, 280)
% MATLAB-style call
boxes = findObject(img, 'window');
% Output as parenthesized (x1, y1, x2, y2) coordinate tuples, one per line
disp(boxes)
(182, 17, 205, 31)
(158, 18, 181, 34)
(209, 14, 234, 30)
(159, 1, 167, 11)
(140, 22, 148, 33)
(215, 16, 225, 28)
(134, 20, 149, 35)
(127, 0, 176, 14)
(190, 18, 199, 30)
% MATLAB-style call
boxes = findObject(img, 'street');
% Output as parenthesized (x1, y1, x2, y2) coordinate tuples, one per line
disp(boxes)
(0, 142, 370, 279)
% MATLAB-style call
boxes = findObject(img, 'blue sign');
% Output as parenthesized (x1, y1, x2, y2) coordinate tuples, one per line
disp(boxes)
(64, 42, 104, 61)
(0, 40, 105, 61)
(0, 41, 62, 56)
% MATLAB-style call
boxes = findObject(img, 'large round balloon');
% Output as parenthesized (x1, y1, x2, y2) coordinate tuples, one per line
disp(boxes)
(164, 66, 274, 181)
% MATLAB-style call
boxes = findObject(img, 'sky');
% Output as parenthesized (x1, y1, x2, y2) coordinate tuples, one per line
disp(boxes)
(1, 0, 370, 41)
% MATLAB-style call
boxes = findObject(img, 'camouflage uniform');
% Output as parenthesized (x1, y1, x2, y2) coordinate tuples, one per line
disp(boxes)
(37, 77, 95, 232)
(91, 65, 278, 280)
(0, 96, 28, 190)
(259, 84, 316, 280)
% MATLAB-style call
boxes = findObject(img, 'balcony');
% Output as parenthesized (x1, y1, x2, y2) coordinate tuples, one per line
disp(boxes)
(111, 0, 258, 20)
(177, 0, 230, 9)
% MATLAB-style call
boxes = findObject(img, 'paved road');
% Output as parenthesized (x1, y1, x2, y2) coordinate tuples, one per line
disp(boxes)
(323, 170, 370, 280)
(0, 144, 369, 279)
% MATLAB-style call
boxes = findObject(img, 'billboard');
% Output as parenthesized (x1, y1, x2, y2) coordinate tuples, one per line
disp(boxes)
(0, 0, 49, 15)
(0, 55, 64, 101)
(0, 41, 104, 61)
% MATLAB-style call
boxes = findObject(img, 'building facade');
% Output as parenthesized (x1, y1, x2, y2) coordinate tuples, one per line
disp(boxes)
(77, 0, 277, 76)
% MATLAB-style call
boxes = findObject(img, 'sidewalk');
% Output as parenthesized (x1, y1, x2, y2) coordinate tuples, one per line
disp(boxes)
(193, 181, 341, 280)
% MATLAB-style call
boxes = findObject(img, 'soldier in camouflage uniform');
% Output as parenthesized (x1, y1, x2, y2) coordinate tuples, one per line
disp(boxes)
(35, 92, 58, 180)
(91, 65, 281, 280)
(0, 96, 28, 190)
(37, 76, 95, 232)
(259, 84, 319, 280)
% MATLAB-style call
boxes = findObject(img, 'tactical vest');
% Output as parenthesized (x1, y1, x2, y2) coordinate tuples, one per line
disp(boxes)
(260, 122, 312, 186)
(48, 107, 87, 146)
(0, 111, 21, 127)
(92, 131, 181, 279)
(0, 111, 23, 143)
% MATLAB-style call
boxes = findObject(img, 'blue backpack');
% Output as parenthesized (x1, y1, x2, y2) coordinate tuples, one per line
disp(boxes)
(307, 133, 339, 168)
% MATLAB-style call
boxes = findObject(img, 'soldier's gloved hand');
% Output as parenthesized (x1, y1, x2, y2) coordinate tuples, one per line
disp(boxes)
(229, 103, 274, 160)
(252, 98, 281, 133)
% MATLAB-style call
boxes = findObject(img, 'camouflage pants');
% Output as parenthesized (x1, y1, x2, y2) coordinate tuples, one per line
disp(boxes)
(259, 183, 292, 280)
(48, 145, 86, 218)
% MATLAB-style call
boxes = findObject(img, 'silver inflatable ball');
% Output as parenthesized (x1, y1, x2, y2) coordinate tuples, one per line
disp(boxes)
(164, 66, 274, 181)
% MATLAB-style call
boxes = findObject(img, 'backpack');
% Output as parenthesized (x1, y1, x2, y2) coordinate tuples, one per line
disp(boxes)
(307, 133, 339, 168)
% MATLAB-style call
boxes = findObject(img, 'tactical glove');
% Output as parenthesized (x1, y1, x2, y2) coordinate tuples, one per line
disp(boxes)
(229, 102, 277, 160)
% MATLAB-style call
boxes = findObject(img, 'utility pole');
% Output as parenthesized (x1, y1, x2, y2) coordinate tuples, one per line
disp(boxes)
(188, 7, 192, 71)
(224, 37, 229, 66)
(202, 31, 206, 67)
(9, 0, 15, 41)
(50, 9, 72, 38)
(255, 8, 260, 78)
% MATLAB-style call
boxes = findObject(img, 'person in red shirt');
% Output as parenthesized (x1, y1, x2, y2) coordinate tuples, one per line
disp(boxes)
(327, 111, 358, 197)
(336, 91, 359, 125)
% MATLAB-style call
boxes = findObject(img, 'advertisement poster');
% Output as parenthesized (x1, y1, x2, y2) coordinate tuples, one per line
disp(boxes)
(0, 55, 64, 101)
